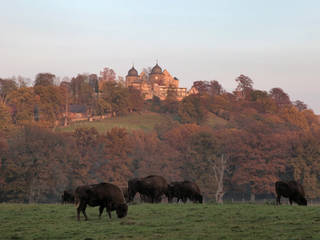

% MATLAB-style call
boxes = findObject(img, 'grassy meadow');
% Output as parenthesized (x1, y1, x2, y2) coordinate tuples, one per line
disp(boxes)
(55, 112, 228, 134)
(0, 203, 319, 240)
(55, 112, 172, 133)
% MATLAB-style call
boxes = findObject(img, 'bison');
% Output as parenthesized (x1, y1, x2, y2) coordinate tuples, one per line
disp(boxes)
(128, 175, 168, 203)
(61, 190, 74, 204)
(275, 181, 307, 206)
(167, 181, 203, 203)
(74, 182, 128, 221)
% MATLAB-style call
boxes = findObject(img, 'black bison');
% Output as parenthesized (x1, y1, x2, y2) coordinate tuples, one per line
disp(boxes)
(61, 190, 74, 204)
(275, 181, 307, 206)
(128, 175, 168, 203)
(167, 181, 203, 203)
(140, 193, 162, 203)
(74, 182, 128, 221)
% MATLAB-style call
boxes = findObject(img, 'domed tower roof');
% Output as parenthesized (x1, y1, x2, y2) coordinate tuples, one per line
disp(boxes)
(151, 64, 163, 74)
(127, 66, 138, 77)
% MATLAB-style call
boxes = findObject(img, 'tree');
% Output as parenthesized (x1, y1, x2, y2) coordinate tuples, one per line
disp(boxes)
(99, 128, 133, 185)
(0, 126, 81, 202)
(34, 85, 64, 126)
(235, 74, 253, 99)
(191, 81, 210, 95)
(34, 73, 56, 87)
(293, 100, 307, 112)
(88, 74, 99, 93)
(183, 129, 230, 203)
(178, 95, 207, 124)
(100, 81, 129, 116)
(127, 87, 144, 113)
(129, 130, 179, 182)
(230, 128, 290, 199)
(288, 131, 320, 198)
(209, 80, 224, 96)
(7, 87, 36, 124)
(269, 88, 291, 107)
(0, 78, 17, 104)
(249, 90, 276, 113)
(70, 74, 96, 115)
(0, 102, 12, 130)
(162, 84, 179, 113)
(99, 67, 116, 88)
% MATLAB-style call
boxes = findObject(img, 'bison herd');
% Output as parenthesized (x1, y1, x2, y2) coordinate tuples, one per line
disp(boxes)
(61, 176, 307, 221)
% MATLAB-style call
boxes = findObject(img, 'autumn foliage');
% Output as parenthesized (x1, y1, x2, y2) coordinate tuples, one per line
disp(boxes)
(0, 72, 320, 202)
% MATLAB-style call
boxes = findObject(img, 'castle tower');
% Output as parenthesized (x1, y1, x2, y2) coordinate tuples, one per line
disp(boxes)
(126, 66, 139, 87)
(149, 63, 164, 86)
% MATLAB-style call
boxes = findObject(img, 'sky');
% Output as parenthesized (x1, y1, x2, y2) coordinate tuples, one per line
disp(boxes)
(1, 0, 319, 112)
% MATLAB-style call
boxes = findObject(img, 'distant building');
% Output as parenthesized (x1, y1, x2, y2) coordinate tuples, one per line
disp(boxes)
(125, 63, 187, 101)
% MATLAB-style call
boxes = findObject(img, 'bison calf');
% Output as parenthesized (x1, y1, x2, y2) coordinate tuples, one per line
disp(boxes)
(74, 182, 128, 221)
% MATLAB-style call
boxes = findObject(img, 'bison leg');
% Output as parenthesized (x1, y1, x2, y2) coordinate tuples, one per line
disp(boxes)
(106, 203, 112, 219)
(82, 204, 88, 221)
(77, 202, 88, 221)
(289, 198, 293, 205)
(77, 207, 81, 221)
(276, 195, 281, 205)
(99, 205, 105, 219)
(182, 196, 187, 203)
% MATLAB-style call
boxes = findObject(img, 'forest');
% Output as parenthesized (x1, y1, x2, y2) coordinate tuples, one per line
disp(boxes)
(1, 69, 320, 203)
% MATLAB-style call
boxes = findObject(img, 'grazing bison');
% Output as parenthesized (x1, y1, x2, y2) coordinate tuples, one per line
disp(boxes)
(74, 182, 128, 221)
(275, 181, 307, 206)
(61, 190, 74, 204)
(140, 193, 162, 203)
(167, 181, 203, 203)
(128, 175, 168, 203)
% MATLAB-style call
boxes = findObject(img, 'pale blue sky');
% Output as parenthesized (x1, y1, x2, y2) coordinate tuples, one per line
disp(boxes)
(1, 0, 319, 112)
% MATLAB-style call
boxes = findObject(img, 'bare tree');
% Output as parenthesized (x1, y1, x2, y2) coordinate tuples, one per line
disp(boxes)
(210, 154, 229, 203)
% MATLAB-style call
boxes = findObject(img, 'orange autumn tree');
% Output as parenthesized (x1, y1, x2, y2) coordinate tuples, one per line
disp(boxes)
(98, 127, 133, 186)
(128, 130, 180, 182)
(230, 122, 291, 200)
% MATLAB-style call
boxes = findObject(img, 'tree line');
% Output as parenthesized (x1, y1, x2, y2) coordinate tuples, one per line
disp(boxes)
(0, 70, 320, 203)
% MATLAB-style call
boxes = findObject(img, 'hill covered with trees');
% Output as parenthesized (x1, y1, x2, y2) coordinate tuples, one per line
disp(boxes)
(1, 70, 319, 203)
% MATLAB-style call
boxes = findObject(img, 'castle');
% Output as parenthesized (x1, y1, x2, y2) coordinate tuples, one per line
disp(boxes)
(125, 63, 187, 101)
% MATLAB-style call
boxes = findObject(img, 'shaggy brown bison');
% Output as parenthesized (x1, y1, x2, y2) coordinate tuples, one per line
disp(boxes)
(167, 181, 203, 203)
(61, 190, 74, 204)
(275, 181, 307, 206)
(74, 183, 128, 221)
(128, 175, 168, 203)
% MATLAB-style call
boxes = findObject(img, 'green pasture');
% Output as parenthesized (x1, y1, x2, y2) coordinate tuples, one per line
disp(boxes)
(55, 111, 227, 134)
(55, 112, 172, 133)
(0, 203, 319, 240)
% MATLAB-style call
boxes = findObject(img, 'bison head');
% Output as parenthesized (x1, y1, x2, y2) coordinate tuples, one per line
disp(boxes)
(116, 203, 128, 218)
(298, 196, 307, 206)
(195, 194, 203, 203)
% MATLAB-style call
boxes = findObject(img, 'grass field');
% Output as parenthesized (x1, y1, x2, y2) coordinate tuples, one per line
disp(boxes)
(55, 112, 173, 133)
(56, 112, 228, 134)
(0, 203, 319, 240)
